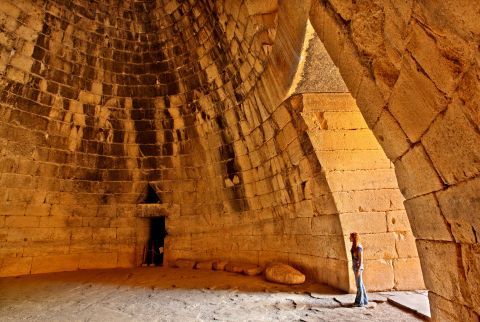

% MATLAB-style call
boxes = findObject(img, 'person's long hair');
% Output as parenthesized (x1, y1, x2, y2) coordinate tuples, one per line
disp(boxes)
(350, 232, 360, 256)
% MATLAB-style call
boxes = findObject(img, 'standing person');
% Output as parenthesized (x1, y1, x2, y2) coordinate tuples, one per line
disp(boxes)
(350, 232, 368, 307)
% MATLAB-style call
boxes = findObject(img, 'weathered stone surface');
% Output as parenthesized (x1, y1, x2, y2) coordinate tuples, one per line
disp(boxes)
(387, 291, 430, 319)
(436, 176, 480, 244)
(224, 262, 245, 274)
(195, 260, 215, 270)
(242, 264, 263, 276)
(388, 55, 448, 143)
(31, 254, 79, 274)
(422, 101, 480, 185)
(175, 259, 196, 269)
(363, 259, 394, 292)
(416, 240, 471, 306)
(394, 145, 444, 199)
(429, 291, 479, 322)
(264, 263, 305, 285)
(360, 233, 397, 260)
(372, 110, 411, 161)
(386, 210, 411, 233)
(393, 258, 425, 291)
(0, 268, 432, 321)
(461, 244, 480, 313)
(404, 194, 452, 241)
(339, 212, 387, 234)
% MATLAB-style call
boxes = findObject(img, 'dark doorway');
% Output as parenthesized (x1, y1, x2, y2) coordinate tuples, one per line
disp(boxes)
(142, 217, 166, 266)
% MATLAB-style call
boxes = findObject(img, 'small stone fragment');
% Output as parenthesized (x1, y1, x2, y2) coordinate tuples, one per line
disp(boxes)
(175, 259, 196, 269)
(212, 260, 228, 271)
(224, 262, 244, 273)
(195, 260, 215, 270)
(242, 265, 263, 276)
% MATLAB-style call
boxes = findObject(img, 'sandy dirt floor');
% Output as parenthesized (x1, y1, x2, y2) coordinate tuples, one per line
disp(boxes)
(0, 267, 424, 321)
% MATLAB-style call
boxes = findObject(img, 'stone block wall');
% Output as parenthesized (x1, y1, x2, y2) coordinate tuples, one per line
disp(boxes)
(302, 93, 424, 291)
(310, 0, 480, 319)
(0, 0, 310, 277)
(165, 94, 349, 290)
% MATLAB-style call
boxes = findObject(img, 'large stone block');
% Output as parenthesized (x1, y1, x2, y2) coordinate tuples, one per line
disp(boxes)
(461, 244, 480, 313)
(333, 189, 404, 213)
(326, 169, 399, 192)
(307, 111, 367, 130)
(339, 212, 387, 234)
(394, 145, 444, 199)
(372, 110, 410, 161)
(316, 150, 391, 171)
(394, 232, 418, 258)
(408, 21, 473, 95)
(362, 259, 394, 291)
(311, 214, 342, 235)
(404, 193, 452, 241)
(358, 233, 397, 260)
(302, 93, 357, 112)
(417, 240, 472, 306)
(79, 253, 118, 269)
(414, 0, 480, 41)
(429, 291, 479, 322)
(388, 54, 448, 143)
(31, 254, 79, 274)
(5, 216, 40, 228)
(436, 176, 480, 244)
(117, 252, 135, 268)
(422, 101, 480, 185)
(0, 256, 32, 277)
(355, 76, 387, 127)
(313, 129, 381, 150)
(393, 258, 425, 290)
(296, 235, 345, 259)
(386, 210, 411, 232)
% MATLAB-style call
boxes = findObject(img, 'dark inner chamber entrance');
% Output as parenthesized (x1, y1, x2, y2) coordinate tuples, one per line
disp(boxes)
(142, 217, 166, 266)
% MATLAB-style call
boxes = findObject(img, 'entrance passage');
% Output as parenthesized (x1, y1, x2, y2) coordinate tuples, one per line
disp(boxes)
(142, 217, 166, 266)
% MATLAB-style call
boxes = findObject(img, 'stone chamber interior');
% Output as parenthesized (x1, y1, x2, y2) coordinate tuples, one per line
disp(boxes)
(0, 0, 478, 321)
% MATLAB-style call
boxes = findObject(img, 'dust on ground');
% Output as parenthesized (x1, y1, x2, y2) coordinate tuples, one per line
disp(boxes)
(0, 267, 424, 321)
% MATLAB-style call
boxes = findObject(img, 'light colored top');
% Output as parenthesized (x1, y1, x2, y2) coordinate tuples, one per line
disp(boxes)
(351, 245, 364, 271)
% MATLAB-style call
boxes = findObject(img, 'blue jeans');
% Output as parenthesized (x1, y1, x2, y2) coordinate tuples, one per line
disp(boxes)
(354, 269, 368, 306)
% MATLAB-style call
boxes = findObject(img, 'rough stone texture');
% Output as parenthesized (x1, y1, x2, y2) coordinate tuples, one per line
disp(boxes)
(0, 0, 479, 319)
(265, 263, 306, 285)
(308, 0, 480, 318)
(175, 259, 196, 269)
(212, 260, 228, 271)
(302, 93, 423, 292)
(195, 260, 216, 270)
(0, 268, 425, 321)
(387, 291, 431, 320)
(225, 262, 246, 274)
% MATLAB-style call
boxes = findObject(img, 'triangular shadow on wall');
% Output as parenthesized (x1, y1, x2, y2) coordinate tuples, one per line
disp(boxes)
(142, 183, 161, 204)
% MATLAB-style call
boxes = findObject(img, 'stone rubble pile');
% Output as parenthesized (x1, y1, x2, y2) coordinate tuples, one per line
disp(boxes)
(175, 259, 306, 285)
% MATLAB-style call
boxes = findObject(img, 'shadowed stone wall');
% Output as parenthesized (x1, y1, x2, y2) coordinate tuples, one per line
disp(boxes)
(0, 0, 285, 275)
(0, 0, 321, 280)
